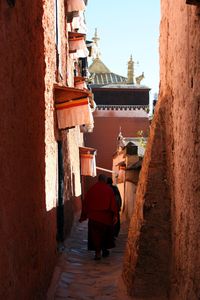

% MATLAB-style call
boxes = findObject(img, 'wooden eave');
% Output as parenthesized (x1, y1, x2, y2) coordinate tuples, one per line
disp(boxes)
(66, 11, 79, 23)
(79, 146, 97, 155)
(68, 31, 86, 40)
(92, 87, 151, 92)
(74, 76, 86, 83)
(54, 85, 90, 104)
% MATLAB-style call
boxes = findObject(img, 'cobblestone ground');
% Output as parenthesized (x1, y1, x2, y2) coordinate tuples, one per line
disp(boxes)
(47, 218, 132, 300)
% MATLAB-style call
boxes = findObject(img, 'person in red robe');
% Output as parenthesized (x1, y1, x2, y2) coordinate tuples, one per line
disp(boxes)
(79, 174, 118, 260)
(107, 177, 122, 238)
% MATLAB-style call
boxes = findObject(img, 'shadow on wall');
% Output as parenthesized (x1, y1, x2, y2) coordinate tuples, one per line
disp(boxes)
(57, 196, 82, 243)
(0, 1, 58, 299)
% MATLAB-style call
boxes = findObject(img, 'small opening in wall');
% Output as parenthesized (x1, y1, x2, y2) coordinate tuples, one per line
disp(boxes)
(7, 0, 16, 7)
(186, 0, 200, 5)
(196, 6, 200, 15)
(191, 77, 194, 89)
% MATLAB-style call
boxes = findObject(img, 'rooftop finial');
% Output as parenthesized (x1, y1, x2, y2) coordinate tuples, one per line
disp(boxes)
(135, 72, 145, 85)
(117, 127, 125, 150)
(93, 28, 99, 44)
(92, 28, 101, 59)
(127, 55, 134, 84)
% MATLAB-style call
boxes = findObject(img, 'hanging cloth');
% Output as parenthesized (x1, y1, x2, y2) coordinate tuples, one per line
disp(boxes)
(71, 11, 87, 34)
(74, 77, 87, 90)
(55, 98, 93, 129)
(66, 0, 85, 12)
(80, 147, 97, 177)
(69, 38, 89, 57)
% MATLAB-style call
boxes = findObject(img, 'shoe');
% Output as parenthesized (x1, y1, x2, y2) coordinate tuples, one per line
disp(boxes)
(94, 255, 101, 260)
(94, 251, 101, 260)
(102, 249, 110, 257)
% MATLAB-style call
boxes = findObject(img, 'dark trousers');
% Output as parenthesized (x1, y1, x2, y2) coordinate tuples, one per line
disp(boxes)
(88, 219, 115, 252)
(114, 213, 120, 237)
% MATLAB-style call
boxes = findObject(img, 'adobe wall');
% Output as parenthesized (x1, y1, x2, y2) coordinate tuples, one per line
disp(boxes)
(61, 128, 83, 237)
(123, 1, 200, 299)
(159, 1, 200, 299)
(0, 1, 58, 299)
(122, 101, 171, 299)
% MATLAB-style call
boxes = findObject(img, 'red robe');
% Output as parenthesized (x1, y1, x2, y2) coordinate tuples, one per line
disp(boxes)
(80, 181, 118, 225)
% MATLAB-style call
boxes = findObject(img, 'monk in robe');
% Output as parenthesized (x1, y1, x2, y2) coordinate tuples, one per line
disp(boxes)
(79, 174, 118, 260)
(107, 177, 122, 237)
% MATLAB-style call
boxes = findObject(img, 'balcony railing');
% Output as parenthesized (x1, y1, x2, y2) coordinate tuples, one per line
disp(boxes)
(96, 104, 149, 111)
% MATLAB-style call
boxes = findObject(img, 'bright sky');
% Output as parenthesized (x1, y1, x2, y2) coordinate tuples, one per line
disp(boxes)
(85, 0, 160, 101)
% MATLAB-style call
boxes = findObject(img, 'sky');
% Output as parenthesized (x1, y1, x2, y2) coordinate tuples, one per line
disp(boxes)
(85, 0, 160, 101)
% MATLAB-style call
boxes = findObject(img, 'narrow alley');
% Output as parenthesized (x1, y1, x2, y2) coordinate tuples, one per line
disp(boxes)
(1, 1, 200, 299)
(47, 218, 132, 300)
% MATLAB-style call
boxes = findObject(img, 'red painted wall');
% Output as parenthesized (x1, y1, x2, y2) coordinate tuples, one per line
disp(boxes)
(83, 115, 149, 195)
(85, 116, 149, 170)
(0, 1, 57, 299)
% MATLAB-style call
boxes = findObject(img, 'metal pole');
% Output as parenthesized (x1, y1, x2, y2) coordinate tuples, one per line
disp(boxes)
(96, 166, 118, 174)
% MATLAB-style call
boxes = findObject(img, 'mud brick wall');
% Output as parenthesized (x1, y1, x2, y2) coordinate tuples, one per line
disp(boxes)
(0, 1, 62, 298)
(160, 1, 200, 299)
(123, 1, 200, 299)
(122, 100, 171, 299)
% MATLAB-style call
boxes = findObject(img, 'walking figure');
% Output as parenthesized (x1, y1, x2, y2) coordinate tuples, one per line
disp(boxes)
(79, 174, 118, 260)
(107, 177, 122, 237)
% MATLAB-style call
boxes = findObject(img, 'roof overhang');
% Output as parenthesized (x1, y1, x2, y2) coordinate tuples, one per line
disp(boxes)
(79, 146, 97, 155)
(92, 86, 151, 92)
(54, 84, 90, 104)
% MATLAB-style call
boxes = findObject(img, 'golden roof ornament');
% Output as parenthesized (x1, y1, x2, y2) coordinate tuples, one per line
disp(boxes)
(117, 127, 126, 150)
(127, 55, 135, 84)
(136, 72, 145, 85)
(89, 28, 111, 74)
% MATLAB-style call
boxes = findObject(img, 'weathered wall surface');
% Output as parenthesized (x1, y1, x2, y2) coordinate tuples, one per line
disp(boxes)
(124, 182, 137, 221)
(0, 1, 57, 299)
(123, 1, 200, 299)
(159, 1, 200, 299)
(122, 101, 171, 299)
(61, 128, 83, 237)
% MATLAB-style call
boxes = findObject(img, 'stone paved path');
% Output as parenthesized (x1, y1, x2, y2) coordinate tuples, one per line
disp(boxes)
(47, 218, 132, 300)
